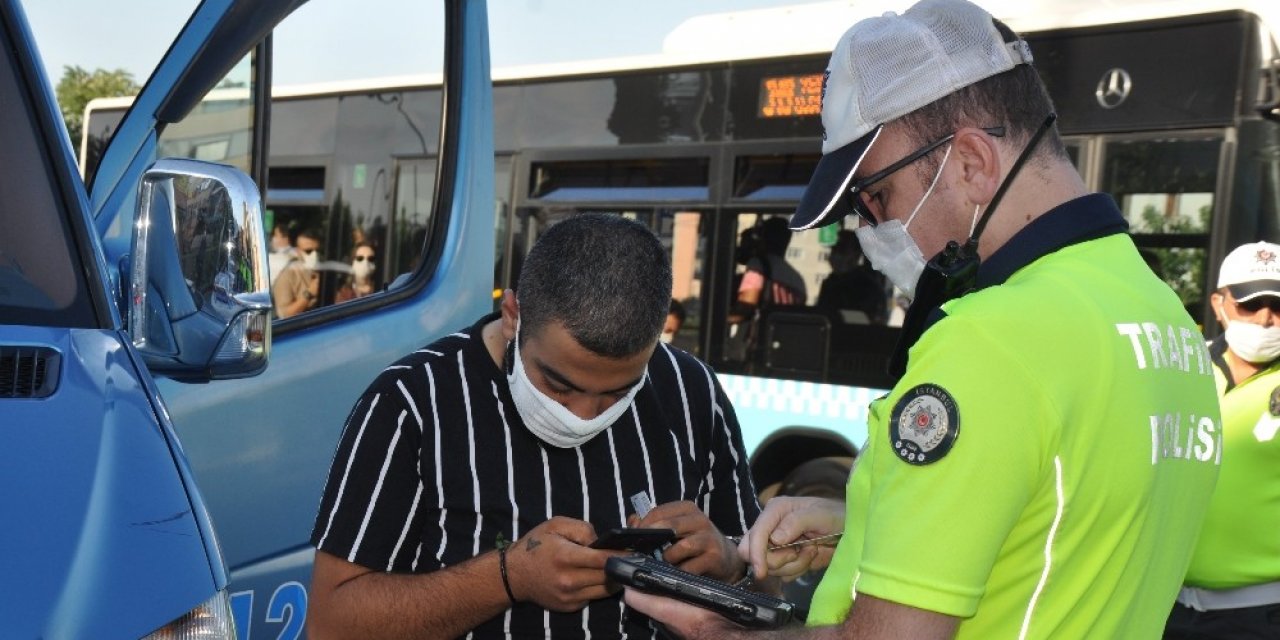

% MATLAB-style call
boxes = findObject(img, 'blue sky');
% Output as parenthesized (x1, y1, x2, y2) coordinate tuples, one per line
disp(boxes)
(23, 0, 811, 90)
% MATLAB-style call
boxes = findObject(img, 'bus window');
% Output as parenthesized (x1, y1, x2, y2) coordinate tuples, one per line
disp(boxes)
(80, 105, 126, 186)
(266, 0, 443, 319)
(494, 155, 513, 302)
(390, 157, 436, 280)
(1100, 135, 1219, 319)
(722, 212, 889, 377)
(664, 210, 705, 355)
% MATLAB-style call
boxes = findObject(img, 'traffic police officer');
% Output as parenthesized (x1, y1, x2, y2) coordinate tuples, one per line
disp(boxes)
(1166, 241, 1280, 638)
(626, 0, 1222, 637)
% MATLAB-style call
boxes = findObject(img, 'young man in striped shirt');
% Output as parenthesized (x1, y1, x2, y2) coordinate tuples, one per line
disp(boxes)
(307, 214, 760, 639)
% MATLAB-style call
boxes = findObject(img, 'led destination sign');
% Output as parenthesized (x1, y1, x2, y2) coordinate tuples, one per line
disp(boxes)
(758, 73, 823, 118)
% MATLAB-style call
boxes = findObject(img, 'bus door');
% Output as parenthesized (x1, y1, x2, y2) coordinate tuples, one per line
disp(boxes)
(697, 207, 883, 458)
(1089, 130, 1224, 329)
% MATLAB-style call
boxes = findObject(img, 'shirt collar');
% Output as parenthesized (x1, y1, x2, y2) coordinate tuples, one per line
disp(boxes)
(975, 193, 1129, 291)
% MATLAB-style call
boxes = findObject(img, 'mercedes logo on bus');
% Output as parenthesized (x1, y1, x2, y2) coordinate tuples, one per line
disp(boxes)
(1095, 68, 1133, 109)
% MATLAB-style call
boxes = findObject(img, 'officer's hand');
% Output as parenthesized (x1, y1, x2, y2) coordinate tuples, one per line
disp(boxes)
(630, 501, 744, 582)
(624, 587, 743, 639)
(739, 496, 844, 582)
(505, 516, 623, 612)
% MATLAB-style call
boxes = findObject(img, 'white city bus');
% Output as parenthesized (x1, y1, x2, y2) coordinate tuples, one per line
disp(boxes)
(82, 0, 1280, 483)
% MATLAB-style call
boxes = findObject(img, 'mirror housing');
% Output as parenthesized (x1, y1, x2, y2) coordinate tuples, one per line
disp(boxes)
(128, 158, 271, 379)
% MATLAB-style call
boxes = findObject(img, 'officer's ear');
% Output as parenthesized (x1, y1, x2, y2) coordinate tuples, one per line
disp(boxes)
(1210, 290, 1228, 328)
(952, 127, 1002, 206)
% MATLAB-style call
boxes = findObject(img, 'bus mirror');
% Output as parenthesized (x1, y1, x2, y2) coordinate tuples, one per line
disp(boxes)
(128, 158, 272, 380)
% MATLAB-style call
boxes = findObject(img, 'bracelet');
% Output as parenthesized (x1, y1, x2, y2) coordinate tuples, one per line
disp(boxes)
(498, 545, 517, 605)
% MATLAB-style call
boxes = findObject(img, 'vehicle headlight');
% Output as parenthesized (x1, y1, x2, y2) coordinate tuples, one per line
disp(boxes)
(141, 590, 237, 640)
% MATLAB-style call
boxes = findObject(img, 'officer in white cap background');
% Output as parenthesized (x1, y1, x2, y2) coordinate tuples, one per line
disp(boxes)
(1166, 241, 1280, 638)
(626, 0, 1221, 637)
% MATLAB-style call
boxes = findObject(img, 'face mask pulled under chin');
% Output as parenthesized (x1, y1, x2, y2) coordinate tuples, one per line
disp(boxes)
(506, 323, 644, 448)
(855, 220, 926, 300)
(1224, 319, 1280, 364)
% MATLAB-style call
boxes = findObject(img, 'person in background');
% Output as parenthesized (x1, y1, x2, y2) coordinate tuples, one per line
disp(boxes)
(726, 218, 807, 365)
(307, 213, 760, 639)
(816, 229, 887, 324)
(267, 222, 295, 286)
(1166, 241, 1280, 639)
(335, 242, 379, 303)
(627, 0, 1220, 637)
(737, 217, 807, 310)
(272, 227, 321, 318)
(663, 298, 686, 344)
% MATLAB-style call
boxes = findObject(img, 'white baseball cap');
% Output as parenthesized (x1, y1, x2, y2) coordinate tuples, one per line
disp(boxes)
(1218, 241, 1280, 301)
(790, 0, 1034, 230)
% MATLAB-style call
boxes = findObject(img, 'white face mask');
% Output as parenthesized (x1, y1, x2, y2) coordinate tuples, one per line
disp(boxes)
(352, 259, 374, 280)
(852, 145, 952, 300)
(660, 331, 675, 344)
(855, 221, 925, 299)
(1224, 319, 1280, 364)
(301, 250, 319, 270)
(506, 321, 645, 448)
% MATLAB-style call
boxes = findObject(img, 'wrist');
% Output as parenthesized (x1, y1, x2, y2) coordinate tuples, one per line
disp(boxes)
(498, 545, 518, 605)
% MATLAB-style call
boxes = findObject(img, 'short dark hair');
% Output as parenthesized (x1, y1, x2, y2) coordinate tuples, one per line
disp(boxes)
(517, 214, 672, 358)
(897, 18, 1068, 180)
(668, 298, 686, 324)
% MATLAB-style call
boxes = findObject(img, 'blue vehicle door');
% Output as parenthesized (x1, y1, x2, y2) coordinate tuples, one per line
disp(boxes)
(0, 0, 291, 637)
(89, 2, 495, 638)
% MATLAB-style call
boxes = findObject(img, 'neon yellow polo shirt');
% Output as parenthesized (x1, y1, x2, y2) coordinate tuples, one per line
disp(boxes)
(1183, 347, 1280, 589)
(810, 196, 1220, 638)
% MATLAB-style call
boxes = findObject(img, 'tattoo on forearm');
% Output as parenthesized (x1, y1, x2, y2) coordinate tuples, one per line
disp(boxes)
(526, 537, 541, 552)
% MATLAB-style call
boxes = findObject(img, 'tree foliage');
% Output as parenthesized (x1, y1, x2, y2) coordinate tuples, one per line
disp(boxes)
(1139, 203, 1212, 310)
(55, 66, 138, 158)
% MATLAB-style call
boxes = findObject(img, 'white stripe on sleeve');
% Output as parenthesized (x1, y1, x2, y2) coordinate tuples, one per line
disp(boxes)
(318, 393, 380, 549)
(349, 411, 406, 561)
(388, 481, 423, 570)
(396, 379, 423, 430)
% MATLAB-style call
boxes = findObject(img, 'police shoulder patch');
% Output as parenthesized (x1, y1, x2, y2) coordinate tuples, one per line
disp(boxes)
(888, 383, 960, 465)
(1270, 385, 1280, 417)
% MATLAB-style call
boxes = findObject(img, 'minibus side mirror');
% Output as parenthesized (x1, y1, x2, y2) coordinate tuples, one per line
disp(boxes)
(126, 158, 272, 379)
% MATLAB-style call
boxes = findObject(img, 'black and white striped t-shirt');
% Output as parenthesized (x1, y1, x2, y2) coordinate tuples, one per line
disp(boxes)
(312, 313, 760, 639)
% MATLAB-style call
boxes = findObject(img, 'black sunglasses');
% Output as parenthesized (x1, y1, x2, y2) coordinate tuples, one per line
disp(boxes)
(1236, 295, 1280, 314)
(846, 126, 1005, 228)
